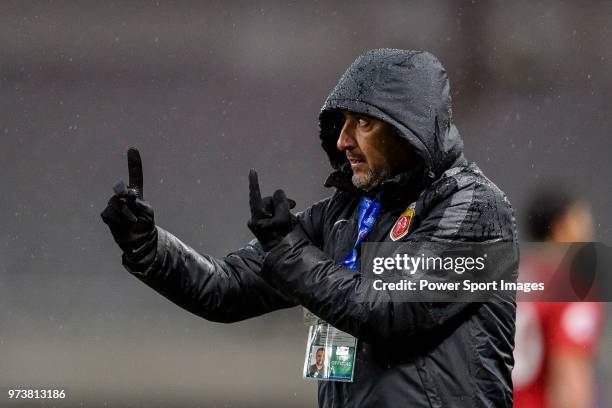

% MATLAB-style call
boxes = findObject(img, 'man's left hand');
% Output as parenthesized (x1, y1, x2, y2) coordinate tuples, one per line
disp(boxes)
(247, 169, 297, 251)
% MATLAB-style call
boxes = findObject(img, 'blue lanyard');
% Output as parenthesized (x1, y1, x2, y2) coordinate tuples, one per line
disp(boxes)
(341, 195, 381, 270)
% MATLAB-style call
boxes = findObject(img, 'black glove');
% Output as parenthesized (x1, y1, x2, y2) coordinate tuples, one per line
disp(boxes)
(101, 148, 156, 260)
(247, 169, 297, 251)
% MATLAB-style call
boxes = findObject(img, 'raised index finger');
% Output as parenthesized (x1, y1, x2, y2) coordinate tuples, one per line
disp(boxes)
(127, 147, 144, 199)
(249, 169, 264, 217)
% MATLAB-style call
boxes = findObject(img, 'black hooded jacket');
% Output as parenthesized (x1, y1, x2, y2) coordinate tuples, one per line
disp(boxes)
(124, 49, 518, 407)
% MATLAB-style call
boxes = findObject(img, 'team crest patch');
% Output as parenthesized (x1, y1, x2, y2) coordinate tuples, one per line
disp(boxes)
(390, 203, 416, 241)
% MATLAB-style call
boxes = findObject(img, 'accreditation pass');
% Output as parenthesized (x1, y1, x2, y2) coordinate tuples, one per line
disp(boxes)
(303, 308, 357, 382)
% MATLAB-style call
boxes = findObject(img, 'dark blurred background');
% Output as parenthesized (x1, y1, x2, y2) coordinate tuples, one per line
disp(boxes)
(1, 1, 610, 406)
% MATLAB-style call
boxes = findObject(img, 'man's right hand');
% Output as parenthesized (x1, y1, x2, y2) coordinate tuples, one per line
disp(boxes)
(101, 147, 157, 260)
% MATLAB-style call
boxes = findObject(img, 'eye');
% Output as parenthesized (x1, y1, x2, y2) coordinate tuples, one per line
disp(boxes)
(357, 116, 371, 128)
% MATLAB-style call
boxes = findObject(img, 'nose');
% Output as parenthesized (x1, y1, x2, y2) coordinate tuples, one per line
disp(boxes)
(336, 119, 356, 151)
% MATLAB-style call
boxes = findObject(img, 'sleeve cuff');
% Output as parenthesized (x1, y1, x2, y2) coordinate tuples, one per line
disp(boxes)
(122, 226, 168, 278)
(261, 225, 311, 286)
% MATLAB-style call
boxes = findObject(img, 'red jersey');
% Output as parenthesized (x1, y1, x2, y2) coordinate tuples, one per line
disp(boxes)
(513, 280, 604, 408)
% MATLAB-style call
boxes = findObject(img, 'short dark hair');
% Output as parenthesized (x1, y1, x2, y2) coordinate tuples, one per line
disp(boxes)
(524, 183, 580, 240)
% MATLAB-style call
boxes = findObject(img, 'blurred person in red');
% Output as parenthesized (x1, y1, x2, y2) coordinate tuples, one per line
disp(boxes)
(513, 186, 605, 408)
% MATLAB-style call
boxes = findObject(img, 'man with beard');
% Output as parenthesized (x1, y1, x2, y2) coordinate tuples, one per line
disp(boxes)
(102, 49, 518, 407)
(308, 348, 326, 379)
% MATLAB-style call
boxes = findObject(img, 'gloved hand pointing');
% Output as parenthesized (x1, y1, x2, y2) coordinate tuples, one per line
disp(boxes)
(247, 169, 297, 251)
(101, 148, 157, 260)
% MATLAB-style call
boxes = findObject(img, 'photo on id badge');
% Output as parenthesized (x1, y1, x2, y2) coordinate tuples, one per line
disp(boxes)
(306, 346, 329, 379)
(303, 331, 356, 381)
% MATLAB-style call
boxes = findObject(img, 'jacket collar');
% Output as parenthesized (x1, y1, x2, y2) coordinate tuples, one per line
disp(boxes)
(324, 163, 425, 209)
(324, 154, 467, 208)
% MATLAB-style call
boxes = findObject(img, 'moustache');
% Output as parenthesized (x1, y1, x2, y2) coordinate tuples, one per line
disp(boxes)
(346, 154, 365, 161)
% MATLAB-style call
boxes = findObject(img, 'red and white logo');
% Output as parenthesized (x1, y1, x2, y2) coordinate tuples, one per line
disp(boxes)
(390, 203, 415, 241)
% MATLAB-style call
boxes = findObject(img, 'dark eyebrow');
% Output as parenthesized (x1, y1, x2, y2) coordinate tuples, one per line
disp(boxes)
(341, 110, 374, 122)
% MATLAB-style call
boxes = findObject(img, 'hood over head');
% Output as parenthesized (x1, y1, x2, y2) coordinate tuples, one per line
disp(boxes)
(320, 49, 463, 180)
